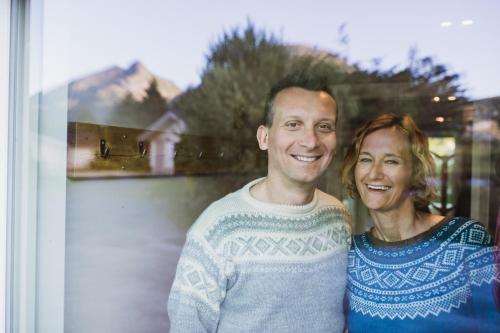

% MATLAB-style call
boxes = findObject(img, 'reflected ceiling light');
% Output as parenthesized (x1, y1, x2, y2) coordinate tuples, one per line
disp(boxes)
(461, 20, 474, 26)
(432, 96, 441, 102)
(440, 21, 453, 27)
(448, 96, 457, 101)
(435, 116, 445, 123)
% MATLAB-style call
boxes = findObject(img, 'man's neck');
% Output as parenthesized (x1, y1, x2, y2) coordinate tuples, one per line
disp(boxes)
(250, 176, 317, 205)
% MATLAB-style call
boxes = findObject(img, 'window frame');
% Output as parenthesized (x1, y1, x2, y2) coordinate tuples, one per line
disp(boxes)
(4, 0, 67, 332)
(1, 0, 12, 330)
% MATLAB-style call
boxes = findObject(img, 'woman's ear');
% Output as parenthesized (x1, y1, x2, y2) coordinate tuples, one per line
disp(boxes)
(256, 125, 269, 150)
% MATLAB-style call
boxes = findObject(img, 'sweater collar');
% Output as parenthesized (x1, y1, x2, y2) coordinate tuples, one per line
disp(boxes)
(241, 178, 320, 216)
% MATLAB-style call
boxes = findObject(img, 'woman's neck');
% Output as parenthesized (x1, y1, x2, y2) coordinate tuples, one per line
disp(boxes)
(369, 201, 440, 242)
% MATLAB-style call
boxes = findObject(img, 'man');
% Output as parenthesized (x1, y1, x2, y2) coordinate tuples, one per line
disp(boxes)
(168, 73, 351, 333)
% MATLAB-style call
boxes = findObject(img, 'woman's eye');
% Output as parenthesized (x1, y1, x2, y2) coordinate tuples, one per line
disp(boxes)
(358, 157, 372, 163)
(385, 159, 399, 165)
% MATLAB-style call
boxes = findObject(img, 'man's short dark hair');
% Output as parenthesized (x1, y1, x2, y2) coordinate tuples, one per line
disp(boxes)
(263, 72, 336, 127)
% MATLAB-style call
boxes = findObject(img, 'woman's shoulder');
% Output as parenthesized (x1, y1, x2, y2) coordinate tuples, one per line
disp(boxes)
(349, 216, 495, 260)
(442, 216, 494, 247)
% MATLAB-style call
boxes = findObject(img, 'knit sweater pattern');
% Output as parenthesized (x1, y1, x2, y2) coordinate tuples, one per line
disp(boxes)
(168, 178, 352, 333)
(347, 217, 500, 333)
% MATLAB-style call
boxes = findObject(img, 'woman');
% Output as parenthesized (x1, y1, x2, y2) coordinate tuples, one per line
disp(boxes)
(341, 113, 499, 332)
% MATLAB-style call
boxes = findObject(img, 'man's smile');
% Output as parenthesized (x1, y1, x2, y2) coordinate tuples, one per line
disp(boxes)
(291, 154, 321, 162)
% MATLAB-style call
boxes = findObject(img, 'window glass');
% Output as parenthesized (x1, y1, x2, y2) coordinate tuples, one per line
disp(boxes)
(29, 0, 500, 331)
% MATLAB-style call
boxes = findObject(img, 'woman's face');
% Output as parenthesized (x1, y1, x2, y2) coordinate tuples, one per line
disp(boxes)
(354, 127, 414, 213)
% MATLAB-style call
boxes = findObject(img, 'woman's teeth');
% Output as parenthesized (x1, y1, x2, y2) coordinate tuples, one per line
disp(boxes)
(367, 184, 390, 190)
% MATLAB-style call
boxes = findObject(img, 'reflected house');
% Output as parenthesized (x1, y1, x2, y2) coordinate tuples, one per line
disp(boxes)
(462, 97, 500, 141)
(63, 61, 186, 178)
(139, 111, 186, 175)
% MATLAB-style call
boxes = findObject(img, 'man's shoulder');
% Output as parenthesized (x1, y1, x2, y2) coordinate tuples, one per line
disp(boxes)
(315, 190, 352, 232)
(187, 184, 248, 236)
(316, 189, 348, 211)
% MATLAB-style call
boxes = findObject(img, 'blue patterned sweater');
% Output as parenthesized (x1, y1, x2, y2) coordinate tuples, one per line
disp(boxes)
(168, 178, 352, 333)
(347, 217, 500, 333)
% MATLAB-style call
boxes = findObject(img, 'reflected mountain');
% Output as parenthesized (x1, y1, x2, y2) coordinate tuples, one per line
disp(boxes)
(62, 61, 181, 129)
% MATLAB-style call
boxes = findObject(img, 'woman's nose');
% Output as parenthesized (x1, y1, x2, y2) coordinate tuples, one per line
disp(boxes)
(367, 162, 384, 180)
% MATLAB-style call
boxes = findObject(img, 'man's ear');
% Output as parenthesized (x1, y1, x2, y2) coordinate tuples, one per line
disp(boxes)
(256, 125, 269, 150)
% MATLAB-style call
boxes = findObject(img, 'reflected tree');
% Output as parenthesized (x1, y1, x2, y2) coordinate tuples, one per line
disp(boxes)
(174, 21, 351, 140)
(173, 21, 466, 173)
(173, 21, 353, 172)
(344, 48, 465, 138)
(118, 79, 168, 129)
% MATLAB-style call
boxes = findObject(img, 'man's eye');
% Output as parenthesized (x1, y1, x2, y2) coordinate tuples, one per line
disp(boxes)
(318, 123, 334, 132)
(285, 121, 299, 128)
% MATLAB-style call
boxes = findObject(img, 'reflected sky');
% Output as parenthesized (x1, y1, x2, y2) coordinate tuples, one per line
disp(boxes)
(42, 0, 499, 99)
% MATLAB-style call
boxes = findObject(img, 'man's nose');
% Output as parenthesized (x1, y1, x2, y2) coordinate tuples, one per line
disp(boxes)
(299, 127, 320, 149)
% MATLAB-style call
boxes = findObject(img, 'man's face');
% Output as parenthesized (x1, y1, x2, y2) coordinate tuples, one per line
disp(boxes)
(257, 87, 337, 187)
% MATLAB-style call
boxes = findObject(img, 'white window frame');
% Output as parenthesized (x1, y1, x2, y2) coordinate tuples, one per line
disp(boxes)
(1, 0, 12, 331)
(3, 0, 67, 332)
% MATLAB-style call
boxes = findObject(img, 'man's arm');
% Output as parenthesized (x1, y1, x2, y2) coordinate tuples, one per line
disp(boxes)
(168, 235, 226, 333)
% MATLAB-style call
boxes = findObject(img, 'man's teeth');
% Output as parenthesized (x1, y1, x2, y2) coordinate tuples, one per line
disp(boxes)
(294, 155, 319, 162)
(367, 184, 391, 190)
